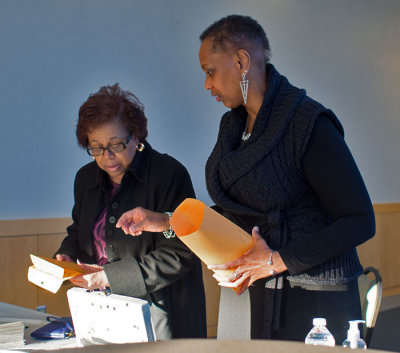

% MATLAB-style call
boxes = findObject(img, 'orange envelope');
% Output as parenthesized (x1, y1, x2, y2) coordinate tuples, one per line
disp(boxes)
(170, 198, 254, 288)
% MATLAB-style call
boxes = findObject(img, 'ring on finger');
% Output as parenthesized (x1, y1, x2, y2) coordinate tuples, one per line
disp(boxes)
(232, 270, 240, 281)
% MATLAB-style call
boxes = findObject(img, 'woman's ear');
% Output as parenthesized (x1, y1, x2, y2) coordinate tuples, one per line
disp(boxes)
(236, 49, 251, 73)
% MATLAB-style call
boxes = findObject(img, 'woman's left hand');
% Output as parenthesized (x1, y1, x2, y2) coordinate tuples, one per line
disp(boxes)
(70, 263, 110, 290)
(208, 226, 287, 295)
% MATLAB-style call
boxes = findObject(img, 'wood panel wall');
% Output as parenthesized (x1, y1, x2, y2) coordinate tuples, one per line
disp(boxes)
(0, 218, 73, 317)
(357, 203, 400, 296)
(0, 203, 398, 337)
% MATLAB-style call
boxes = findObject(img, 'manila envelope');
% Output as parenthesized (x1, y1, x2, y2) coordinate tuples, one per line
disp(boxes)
(170, 198, 254, 291)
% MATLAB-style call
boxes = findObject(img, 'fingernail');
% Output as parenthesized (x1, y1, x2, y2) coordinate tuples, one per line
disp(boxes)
(207, 265, 215, 270)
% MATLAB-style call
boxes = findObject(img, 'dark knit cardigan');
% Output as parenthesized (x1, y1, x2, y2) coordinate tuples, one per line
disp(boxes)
(206, 64, 364, 335)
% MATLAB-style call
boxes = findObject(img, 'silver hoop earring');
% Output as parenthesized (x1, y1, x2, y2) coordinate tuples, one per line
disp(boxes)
(240, 70, 249, 105)
(136, 142, 145, 152)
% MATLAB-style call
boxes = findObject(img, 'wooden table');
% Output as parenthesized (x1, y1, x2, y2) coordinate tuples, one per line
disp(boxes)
(28, 339, 392, 353)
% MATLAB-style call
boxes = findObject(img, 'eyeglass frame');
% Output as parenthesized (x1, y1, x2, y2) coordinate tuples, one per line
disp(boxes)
(86, 135, 132, 157)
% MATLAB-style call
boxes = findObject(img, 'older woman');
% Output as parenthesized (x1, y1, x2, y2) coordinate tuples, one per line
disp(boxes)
(55, 83, 206, 340)
(117, 15, 375, 344)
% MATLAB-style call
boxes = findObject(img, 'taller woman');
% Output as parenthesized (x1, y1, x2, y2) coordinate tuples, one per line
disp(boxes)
(198, 15, 375, 342)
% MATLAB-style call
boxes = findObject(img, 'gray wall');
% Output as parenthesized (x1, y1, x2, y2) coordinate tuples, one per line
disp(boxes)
(1, 0, 399, 220)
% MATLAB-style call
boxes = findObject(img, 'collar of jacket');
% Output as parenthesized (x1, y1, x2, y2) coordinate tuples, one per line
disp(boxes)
(86, 140, 152, 190)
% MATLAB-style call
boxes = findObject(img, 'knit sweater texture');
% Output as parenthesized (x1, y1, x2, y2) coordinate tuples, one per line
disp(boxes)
(206, 64, 363, 286)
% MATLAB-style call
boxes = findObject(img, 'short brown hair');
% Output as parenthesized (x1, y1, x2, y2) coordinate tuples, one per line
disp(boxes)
(76, 83, 148, 148)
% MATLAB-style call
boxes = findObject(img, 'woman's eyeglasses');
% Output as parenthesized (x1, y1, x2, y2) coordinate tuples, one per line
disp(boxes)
(87, 136, 132, 157)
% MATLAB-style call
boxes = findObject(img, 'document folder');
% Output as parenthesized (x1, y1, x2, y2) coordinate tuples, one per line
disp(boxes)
(67, 288, 155, 346)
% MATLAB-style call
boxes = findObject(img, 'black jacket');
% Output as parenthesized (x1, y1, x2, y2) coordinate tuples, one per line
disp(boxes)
(56, 141, 206, 339)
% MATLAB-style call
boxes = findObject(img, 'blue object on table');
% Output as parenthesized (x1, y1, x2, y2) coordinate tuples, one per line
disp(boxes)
(30, 316, 74, 339)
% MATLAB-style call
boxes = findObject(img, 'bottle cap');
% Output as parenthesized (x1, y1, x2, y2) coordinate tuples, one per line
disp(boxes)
(347, 320, 365, 340)
(313, 318, 327, 326)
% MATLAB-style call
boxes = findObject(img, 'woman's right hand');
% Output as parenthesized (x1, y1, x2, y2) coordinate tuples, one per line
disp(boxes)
(208, 226, 287, 295)
(55, 254, 74, 263)
(116, 207, 170, 236)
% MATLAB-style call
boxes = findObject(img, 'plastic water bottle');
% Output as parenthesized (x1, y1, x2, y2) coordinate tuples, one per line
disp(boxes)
(305, 318, 336, 347)
(342, 320, 367, 349)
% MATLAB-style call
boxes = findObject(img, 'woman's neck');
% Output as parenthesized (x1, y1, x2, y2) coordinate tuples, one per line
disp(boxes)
(108, 174, 122, 186)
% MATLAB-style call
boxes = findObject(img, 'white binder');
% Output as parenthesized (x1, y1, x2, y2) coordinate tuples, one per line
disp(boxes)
(67, 287, 155, 346)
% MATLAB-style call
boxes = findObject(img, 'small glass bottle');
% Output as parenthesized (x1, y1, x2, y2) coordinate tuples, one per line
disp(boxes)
(342, 320, 367, 349)
(305, 318, 336, 347)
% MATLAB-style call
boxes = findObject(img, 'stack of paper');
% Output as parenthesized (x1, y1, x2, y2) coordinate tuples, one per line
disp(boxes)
(0, 301, 50, 349)
(0, 321, 25, 348)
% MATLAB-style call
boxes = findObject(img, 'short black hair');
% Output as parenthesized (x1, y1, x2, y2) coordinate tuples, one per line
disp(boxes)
(200, 15, 271, 63)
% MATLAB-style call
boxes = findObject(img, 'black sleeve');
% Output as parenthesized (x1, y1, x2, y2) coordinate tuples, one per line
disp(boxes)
(279, 115, 376, 274)
(104, 158, 198, 298)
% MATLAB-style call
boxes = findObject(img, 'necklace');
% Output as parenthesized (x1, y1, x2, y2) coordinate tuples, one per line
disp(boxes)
(242, 115, 251, 141)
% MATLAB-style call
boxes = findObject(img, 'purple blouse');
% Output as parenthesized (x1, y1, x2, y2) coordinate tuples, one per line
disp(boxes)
(92, 182, 119, 265)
